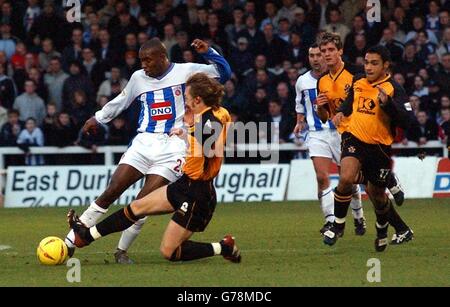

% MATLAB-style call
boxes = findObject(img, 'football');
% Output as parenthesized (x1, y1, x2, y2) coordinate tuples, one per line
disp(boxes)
(37, 236, 68, 265)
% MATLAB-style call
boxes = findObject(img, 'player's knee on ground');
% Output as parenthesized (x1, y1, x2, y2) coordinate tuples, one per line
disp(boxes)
(160, 244, 178, 261)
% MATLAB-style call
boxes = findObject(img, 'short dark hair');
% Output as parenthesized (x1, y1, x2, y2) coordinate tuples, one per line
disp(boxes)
(140, 37, 167, 56)
(8, 109, 19, 116)
(317, 32, 343, 50)
(366, 45, 391, 63)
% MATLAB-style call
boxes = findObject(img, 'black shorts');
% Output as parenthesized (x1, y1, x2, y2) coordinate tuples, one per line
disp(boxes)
(341, 132, 393, 187)
(167, 175, 217, 232)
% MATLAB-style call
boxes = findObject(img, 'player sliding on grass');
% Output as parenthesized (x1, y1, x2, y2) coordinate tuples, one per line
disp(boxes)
(321, 45, 414, 251)
(67, 73, 241, 263)
(64, 38, 231, 264)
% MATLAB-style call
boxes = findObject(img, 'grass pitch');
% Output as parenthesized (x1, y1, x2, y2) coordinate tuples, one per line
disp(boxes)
(0, 199, 449, 287)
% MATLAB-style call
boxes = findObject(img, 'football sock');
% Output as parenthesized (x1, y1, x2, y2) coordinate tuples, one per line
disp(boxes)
(333, 188, 352, 228)
(319, 186, 335, 223)
(117, 217, 148, 251)
(374, 198, 390, 227)
(387, 172, 401, 194)
(386, 201, 409, 232)
(95, 205, 138, 238)
(169, 241, 215, 262)
(65, 201, 108, 248)
(350, 185, 364, 220)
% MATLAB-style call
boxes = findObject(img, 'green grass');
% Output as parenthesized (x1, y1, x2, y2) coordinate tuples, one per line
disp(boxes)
(0, 199, 449, 286)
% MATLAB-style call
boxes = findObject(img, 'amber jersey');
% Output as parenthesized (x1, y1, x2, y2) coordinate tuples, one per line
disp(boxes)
(338, 74, 413, 145)
(317, 62, 360, 133)
(183, 106, 231, 181)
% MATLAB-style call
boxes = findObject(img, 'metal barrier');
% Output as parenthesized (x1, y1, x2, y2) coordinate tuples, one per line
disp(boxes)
(0, 141, 448, 170)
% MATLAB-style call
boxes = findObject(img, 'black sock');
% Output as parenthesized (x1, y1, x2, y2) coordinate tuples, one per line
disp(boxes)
(334, 188, 352, 228)
(170, 241, 214, 262)
(386, 172, 397, 190)
(96, 205, 138, 237)
(374, 198, 390, 226)
(387, 203, 408, 233)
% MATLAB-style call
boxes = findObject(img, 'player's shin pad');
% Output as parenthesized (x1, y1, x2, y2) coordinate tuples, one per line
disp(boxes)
(169, 241, 215, 262)
(96, 205, 139, 237)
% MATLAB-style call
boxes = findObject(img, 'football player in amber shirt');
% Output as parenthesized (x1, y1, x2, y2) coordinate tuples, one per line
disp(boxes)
(66, 73, 241, 264)
(323, 45, 415, 250)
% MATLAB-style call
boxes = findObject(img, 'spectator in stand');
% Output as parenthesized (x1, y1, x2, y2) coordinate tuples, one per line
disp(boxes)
(226, 6, 246, 49)
(0, 62, 16, 109)
(379, 27, 404, 63)
(13, 79, 45, 125)
(0, 22, 16, 59)
(322, 6, 350, 43)
(162, 23, 177, 55)
(38, 38, 60, 72)
(222, 79, 247, 115)
(17, 117, 44, 165)
(44, 57, 69, 112)
(238, 14, 264, 57)
(291, 7, 316, 48)
(96, 66, 127, 103)
(106, 115, 130, 145)
(48, 111, 78, 148)
(41, 102, 56, 145)
(437, 26, 450, 58)
(61, 27, 85, 72)
(121, 51, 139, 80)
(170, 31, 190, 63)
(71, 89, 93, 132)
(407, 110, 440, 145)
(81, 47, 105, 90)
(230, 36, 254, 79)
(62, 61, 94, 112)
(0, 109, 22, 146)
(405, 15, 439, 45)
(28, 67, 48, 103)
(245, 86, 268, 123)
(286, 31, 307, 69)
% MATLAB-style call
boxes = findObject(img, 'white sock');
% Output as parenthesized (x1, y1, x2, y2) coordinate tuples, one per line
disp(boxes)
(117, 217, 148, 251)
(212, 242, 222, 256)
(65, 201, 108, 248)
(90, 226, 102, 240)
(319, 186, 335, 223)
(350, 185, 364, 220)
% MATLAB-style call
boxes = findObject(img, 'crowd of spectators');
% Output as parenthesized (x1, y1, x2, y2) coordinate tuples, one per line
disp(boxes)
(0, 0, 449, 165)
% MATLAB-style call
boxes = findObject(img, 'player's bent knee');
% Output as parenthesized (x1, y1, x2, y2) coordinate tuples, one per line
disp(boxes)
(160, 245, 177, 261)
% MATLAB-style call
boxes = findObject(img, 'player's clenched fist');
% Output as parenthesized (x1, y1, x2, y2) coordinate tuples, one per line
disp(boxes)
(316, 93, 329, 106)
(191, 39, 209, 54)
(82, 117, 98, 135)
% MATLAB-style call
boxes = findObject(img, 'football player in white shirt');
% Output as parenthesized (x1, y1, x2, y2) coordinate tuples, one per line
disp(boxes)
(294, 43, 367, 235)
(65, 38, 231, 263)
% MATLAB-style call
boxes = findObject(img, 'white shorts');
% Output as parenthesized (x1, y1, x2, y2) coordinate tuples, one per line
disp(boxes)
(305, 129, 341, 164)
(119, 132, 187, 183)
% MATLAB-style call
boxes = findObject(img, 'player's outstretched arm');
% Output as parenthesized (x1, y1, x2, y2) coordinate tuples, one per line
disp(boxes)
(94, 74, 136, 125)
(192, 39, 232, 84)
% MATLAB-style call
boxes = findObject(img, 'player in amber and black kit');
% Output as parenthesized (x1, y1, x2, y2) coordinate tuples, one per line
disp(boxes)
(66, 73, 241, 263)
(321, 45, 415, 251)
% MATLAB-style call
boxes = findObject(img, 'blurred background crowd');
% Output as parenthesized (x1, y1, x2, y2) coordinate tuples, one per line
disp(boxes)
(0, 0, 449, 165)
